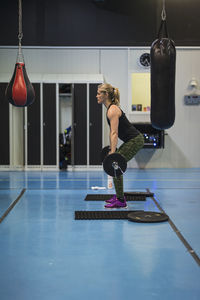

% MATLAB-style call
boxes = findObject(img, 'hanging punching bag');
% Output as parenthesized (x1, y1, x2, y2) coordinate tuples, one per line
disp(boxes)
(150, 19, 176, 130)
(5, 62, 35, 107)
(5, 0, 35, 107)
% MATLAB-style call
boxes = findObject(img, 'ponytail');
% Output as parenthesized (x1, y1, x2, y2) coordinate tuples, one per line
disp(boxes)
(112, 87, 120, 106)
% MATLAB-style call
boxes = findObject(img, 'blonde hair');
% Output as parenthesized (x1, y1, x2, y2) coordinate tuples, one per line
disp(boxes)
(98, 83, 120, 106)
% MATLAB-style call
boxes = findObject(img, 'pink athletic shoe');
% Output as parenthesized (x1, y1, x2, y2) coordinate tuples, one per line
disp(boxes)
(105, 195, 117, 203)
(104, 197, 127, 208)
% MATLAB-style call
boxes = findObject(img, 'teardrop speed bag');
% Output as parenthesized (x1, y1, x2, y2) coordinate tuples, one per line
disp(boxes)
(5, 62, 35, 107)
(150, 20, 176, 130)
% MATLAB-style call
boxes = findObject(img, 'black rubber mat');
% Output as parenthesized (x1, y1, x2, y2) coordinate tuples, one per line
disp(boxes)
(84, 191, 154, 201)
(75, 210, 144, 220)
(125, 191, 154, 197)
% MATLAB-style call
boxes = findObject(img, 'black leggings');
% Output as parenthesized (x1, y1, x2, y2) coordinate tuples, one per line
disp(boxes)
(113, 133, 144, 198)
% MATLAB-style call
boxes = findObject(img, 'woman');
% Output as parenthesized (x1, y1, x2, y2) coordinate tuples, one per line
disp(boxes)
(96, 83, 144, 208)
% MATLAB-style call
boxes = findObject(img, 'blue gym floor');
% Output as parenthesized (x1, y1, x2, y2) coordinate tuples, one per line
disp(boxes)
(0, 168, 200, 300)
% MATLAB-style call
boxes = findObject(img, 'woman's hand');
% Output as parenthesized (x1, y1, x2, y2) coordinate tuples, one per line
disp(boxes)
(108, 151, 113, 156)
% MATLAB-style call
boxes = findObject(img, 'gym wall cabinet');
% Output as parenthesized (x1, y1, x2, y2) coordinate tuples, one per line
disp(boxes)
(89, 84, 103, 165)
(27, 83, 41, 165)
(26, 81, 103, 169)
(73, 84, 87, 165)
(43, 84, 57, 166)
(25, 83, 57, 169)
(25, 81, 103, 169)
(0, 75, 103, 170)
(0, 82, 10, 167)
(73, 83, 103, 166)
(26, 83, 57, 168)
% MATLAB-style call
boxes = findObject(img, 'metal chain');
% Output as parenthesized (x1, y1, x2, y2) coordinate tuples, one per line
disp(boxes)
(18, 0, 23, 43)
(161, 0, 167, 20)
(17, 0, 24, 63)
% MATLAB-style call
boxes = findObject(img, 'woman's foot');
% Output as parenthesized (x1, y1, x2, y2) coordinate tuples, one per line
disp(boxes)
(104, 197, 127, 208)
(105, 195, 116, 203)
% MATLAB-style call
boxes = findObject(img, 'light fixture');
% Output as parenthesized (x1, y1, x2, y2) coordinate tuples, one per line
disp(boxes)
(188, 78, 198, 90)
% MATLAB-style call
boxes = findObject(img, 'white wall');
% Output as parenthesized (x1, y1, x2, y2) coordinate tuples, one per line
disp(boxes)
(59, 95, 72, 132)
(10, 106, 24, 167)
(0, 46, 200, 168)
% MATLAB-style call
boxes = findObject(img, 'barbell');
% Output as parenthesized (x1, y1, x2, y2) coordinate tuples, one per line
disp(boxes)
(101, 146, 127, 177)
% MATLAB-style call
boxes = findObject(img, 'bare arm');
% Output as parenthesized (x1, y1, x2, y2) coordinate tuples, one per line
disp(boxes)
(107, 106, 121, 153)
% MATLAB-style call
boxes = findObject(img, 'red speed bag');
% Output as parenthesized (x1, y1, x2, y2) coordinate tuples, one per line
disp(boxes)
(5, 62, 35, 107)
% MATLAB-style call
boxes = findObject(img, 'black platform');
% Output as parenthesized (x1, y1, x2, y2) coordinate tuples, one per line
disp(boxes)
(75, 210, 169, 223)
(85, 191, 154, 201)
(75, 210, 143, 220)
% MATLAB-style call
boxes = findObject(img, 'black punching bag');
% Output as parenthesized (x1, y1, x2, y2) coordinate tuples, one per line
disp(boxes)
(150, 19, 176, 130)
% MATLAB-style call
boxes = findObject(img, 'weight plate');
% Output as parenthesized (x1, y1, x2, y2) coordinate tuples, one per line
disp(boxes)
(103, 153, 127, 177)
(128, 211, 169, 223)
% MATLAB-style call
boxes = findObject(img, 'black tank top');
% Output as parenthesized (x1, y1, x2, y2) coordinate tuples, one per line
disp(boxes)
(106, 104, 140, 142)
